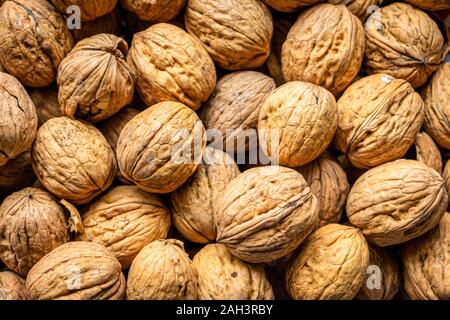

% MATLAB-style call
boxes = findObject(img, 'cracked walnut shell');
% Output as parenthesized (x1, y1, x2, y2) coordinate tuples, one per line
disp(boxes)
(121, 0, 186, 22)
(347, 159, 447, 246)
(50, 0, 117, 21)
(405, 0, 450, 10)
(0, 271, 26, 300)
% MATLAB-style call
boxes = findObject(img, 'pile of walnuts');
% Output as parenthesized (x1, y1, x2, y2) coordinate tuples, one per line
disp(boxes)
(0, 0, 449, 301)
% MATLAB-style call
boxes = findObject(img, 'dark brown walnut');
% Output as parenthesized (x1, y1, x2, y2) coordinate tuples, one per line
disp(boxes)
(414, 132, 442, 174)
(347, 159, 447, 246)
(26, 241, 125, 300)
(0, 271, 26, 300)
(365, 3, 446, 88)
(0, 152, 34, 193)
(357, 244, 400, 300)
(296, 155, 349, 227)
(170, 148, 240, 243)
(422, 63, 450, 149)
(50, 0, 117, 21)
(266, 18, 293, 87)
(0, 0, 74, 87)
(262, 0, 321, 12)
(282, 4, 365, 96)
(258, 81, 338, 167)
(185, 0, 273, 70)
(327, 0, 383, 21)
(58, 34, 135, 123)
(127, 23, 216, 110)
(405, 0, 450, 10)
(121, 0, 186, 22)
(286, 224, 369, 300)
(127, 239, 198, 300)
(29, 86, 63, 127)
(199, 71, 276, 153)
(334, 74, 424, 169)
(0, 73, 38, 166)
(117, 101, 206, 194)
(193, 243, 274, 300)
(0, 187, 69, 276)
(77, 186, 171, 269)
(216, 166, 319, 263)
(72, 9, 121, 42)
(32, 117, 116, 205)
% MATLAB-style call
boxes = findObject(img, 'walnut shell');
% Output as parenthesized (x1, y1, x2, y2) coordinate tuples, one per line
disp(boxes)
(127, 23, 216, 110)
(405, 0, 450, 10)
(193, 243, 274, 300)
(347, 159, 447, 246)
(185, 0, 273, 70)
(0, 271, 26, 300)
(117, 101, 206, 194)
(170, 147, 240, 243)
(73, 9, 122, 43)
(402, 213, 450, 300)
(286, 224, 369, 300)
(126, 239, 198, 300)
(26, 241, 125, 300)
(422, 62, 450, 149)
(77, 186, 171, 269)
(444, 160, 450, 209)
(414, 132, 442, 173)
(262, 0, 321, 12)
(334, 74, 424, 169)
(0, 0, 74, 87)
(216, 166, 319, 263)
(0, 152, 34, 193)
(364, 3, 446, 88)
(282, 4, 365, 96)
(31, 117, 116, 205)
(199, 71, 276, 153)
(327, 0, 383, 20)
(266, 18, 293, 87)
(121, 0, 186, 22)
(0, 187, 69, 276)
(58, 34, 135, 123)
(29, 86, 64, 127)
(357, 244, 400, 300)
(0, 73, 38, 166)
(50, 0, 117, 21)
(258, 81, 338, 167)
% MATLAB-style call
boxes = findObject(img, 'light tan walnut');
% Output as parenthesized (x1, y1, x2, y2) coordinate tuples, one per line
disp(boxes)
(121, 0, 186, 22)
(414, 132, 442, 173)
(50, 0, 117, 21)
(0, 271, 26, 300)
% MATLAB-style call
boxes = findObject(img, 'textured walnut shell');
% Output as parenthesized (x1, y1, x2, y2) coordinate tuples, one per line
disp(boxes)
(0, 271, 26, 300)
(414, 132, 442, 173)
(444, 161, 450, 210)
(0, 0, 74, 87)
(127, 23, 216, 110)
(58, 34, 135, 123)
(282, 4, 365, 96)
(327, 0, 383, 20)
(26, 241, 125, 300)
(117, 101, 206, 194)
(199, 71, 276, 153)
(335, 74, 424, 169)
(73, 9, 121, 43)
(0, 188, 69, 276)
(50, 0, 117, 21)
(357, 244, 400, 300)
(405, 0, 450, 10)
(77, 186, 171, 269)
(422, 63, 450, 149)
(170, 147, 240, 243)
(0, 73, 38, 166)
(216, 166, 319, 263)
(364, 3, 446, 88)
(258, 81, 338, 167)
(262, 0, 321, 12)
(266, 18, 293, 87)
(32, 117, 116, 205)
(296, 155, 349, 227)
(286, 224, 369, 300)
(29, 86, 64, 127)
(0, 152, 34, 193)
(402, 213, 450, 300)
(127, 239, 198, 300)
(185, 0, 273, 70)
(347, 159, 447, 246)
(121, 0, 185, 22)
(193, 243, 274, 300)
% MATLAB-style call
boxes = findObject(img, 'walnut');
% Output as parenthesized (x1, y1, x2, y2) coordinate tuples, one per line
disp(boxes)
(199, 71, 276, 153)
(0, 187, 69, 276)
(364, 2, 446, 88)
(414, 132, 442, 174)
(26, 241, 125, 300)
(193, 243, 274, 300)
(327, 0, 383, 21)
(334, 74, 424, 169)
(0, 271, 26, 300)
(444, 161, 450, 209)
(50, 0, 117, 21)
(72, 9, 121, 43)
(29, 86, 63, 127)
(215, 166, 319, 263)
(170, 147, 240, 243)
(0, 73, 38, 166)
(117, 101, 206, 194)
(0, 152, 34, 194)
(405, 0, 450, 10)
(31, 117, 116, 205)
(347, 159, 447, 246)
(286, 224, 369, 300)
(127, 239, 198, 300)
(258, 81, 338, 167)
(402, 213, 450, 300)
(121, 0, 186, 22)
(262, 0, 321, 12)
(127, 23, 216, 110)
(0, 0, 74, 87)
(282, 4, 365, 96)
(77, 186, 171, 269)
(185, 0, 273, 70)
(266, 18, 293, 87)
